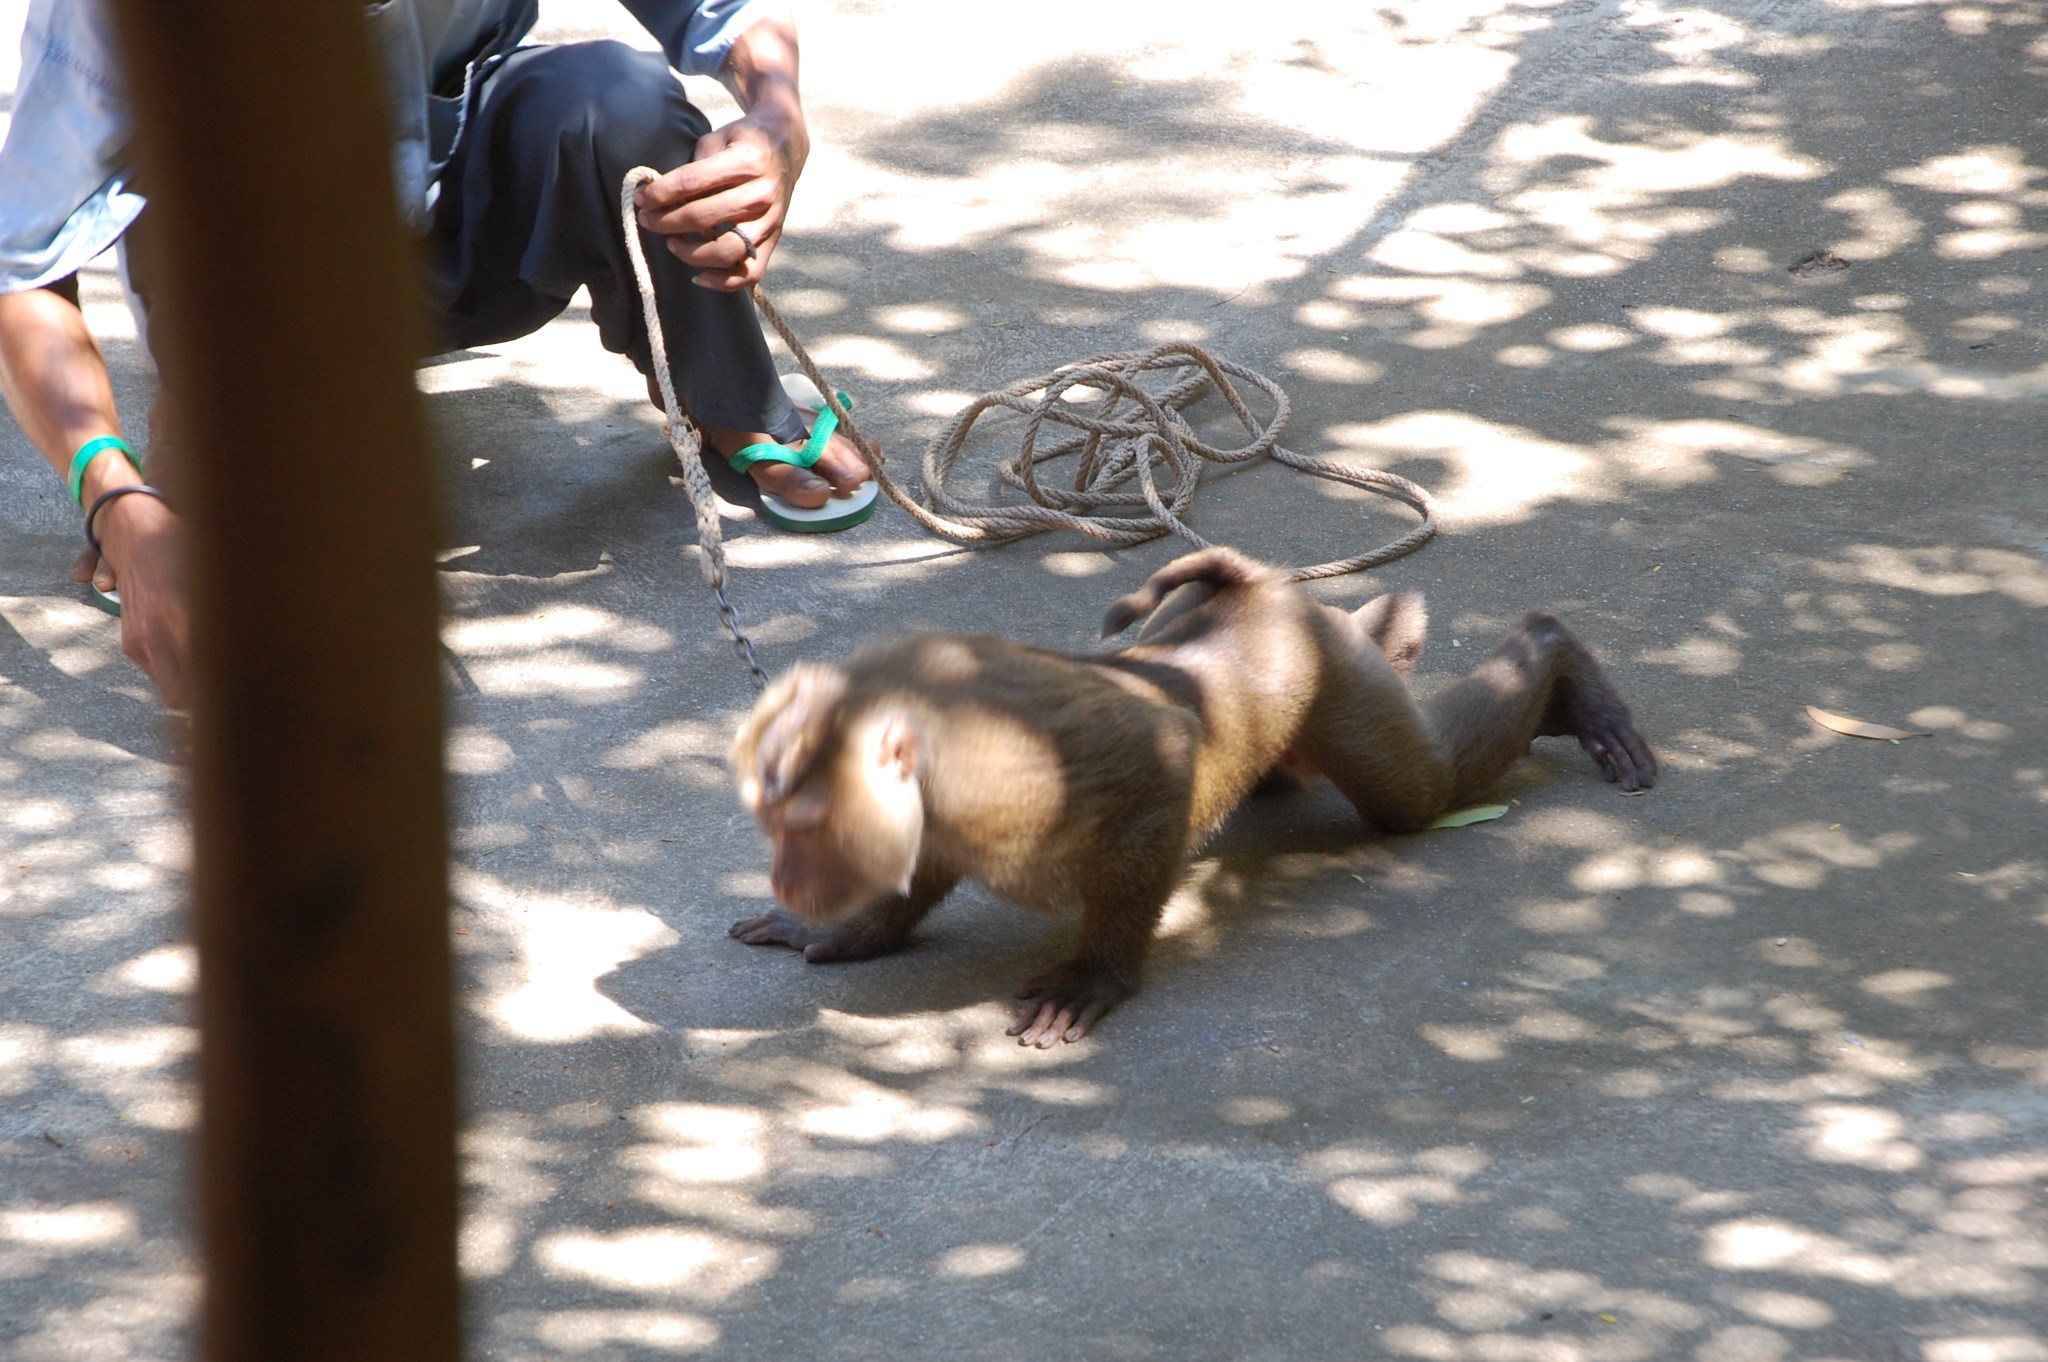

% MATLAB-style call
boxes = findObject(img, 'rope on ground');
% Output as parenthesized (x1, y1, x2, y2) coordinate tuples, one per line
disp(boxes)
(621, 167, 1438, 685)
(748, 287, 1436, 582)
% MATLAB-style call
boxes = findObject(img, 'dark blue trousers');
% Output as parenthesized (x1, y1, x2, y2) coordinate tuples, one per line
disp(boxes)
(428, 41, 804, 443)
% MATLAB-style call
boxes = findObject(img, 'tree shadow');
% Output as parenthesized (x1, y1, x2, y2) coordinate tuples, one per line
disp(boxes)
(6, 2, 2048, 1358)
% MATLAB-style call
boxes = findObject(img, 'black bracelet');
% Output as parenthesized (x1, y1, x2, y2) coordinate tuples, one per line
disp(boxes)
(84, 484, 170, 553)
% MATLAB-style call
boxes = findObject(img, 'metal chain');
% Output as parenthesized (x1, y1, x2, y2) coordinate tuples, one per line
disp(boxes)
(712, 580, 769, 689)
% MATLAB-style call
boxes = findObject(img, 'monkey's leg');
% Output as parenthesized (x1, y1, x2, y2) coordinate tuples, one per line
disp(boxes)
(1289, 605, 1459, 830)
(1426, 611, 1657, 802)
(1345, 590, 1427, 676)
(1259, 592, 1434, 798)
(729, 866, 960, 964)
(1299, 608, 1654, 829)
(1008, 862, 1179, 1047)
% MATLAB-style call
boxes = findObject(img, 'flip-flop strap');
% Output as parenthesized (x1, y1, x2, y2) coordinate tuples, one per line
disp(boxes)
(723, 392, 851, 474)
(726, 440, 820, 474)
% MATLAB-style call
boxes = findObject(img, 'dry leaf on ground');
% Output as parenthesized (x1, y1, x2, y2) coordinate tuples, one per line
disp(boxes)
(1805, 705, 1932, 740)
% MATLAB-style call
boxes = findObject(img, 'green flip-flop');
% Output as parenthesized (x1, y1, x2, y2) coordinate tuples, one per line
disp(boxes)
(725, 375, 879, 532)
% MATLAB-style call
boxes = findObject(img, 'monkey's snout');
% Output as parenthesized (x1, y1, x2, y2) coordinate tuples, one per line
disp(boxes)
(770, 865, 858, 922)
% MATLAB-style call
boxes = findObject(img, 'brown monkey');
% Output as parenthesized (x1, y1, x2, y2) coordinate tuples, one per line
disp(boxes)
(729, 548, 1655, 1045)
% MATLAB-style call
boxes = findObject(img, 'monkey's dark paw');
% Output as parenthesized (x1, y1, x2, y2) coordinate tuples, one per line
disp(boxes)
(1578, 719, 1658, 793)
(729, 909, 827, 953)
(730, 908, 909, 963)
(1008, 964, 1136, 1047)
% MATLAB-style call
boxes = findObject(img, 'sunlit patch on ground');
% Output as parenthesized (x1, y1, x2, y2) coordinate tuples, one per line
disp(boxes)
(4, 0, 2047, 1357)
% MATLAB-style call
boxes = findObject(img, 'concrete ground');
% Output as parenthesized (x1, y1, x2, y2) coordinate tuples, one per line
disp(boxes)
(3, 0, 2045, 1357)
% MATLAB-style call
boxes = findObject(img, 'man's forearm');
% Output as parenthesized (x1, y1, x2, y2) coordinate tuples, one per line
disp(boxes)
(0, 284, 129, 485)
(630, 8, 813, 289)
(721, 11, 809, 171)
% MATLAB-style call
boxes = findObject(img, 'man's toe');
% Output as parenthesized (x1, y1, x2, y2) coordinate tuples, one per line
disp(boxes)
(753, 462, 832, 509)
(820, 434, 873, 493)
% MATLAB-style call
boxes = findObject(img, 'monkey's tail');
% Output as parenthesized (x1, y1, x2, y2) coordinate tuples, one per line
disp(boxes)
(1100, 547, 1276, 638)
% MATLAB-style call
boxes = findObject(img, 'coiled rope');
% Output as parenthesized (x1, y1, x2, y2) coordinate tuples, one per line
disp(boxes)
(621, 167, 1437, 688)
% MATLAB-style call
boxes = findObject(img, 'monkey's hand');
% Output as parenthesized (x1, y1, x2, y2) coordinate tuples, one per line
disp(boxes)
(729, 907, 911, 963)
(730, 908, 826, 950)
(1009, 962, 1136, 1047)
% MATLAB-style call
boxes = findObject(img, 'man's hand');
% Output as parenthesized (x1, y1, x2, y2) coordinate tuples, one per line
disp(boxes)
(630, 14, 810, 292)
(75, 490, 190, 710)
(0, 285, 192, 707)
(633, 112, 804, 289)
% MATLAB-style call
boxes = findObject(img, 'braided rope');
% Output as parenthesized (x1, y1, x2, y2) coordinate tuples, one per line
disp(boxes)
(620, 169, 769, 687)
(621, 167, 1438, 684)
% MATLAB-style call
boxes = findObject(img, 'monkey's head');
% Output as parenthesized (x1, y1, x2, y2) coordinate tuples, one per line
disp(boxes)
(731, 664, 925, 920)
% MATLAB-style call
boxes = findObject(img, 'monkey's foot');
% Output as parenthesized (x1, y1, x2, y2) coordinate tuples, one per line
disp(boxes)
(1578, 713, 1657, 792)
(1008, 963, 1136, 1047)
(1561, 671, 1657, 791)
(1543, 640, 1659, 792)
(1554, 676, 1657, 792)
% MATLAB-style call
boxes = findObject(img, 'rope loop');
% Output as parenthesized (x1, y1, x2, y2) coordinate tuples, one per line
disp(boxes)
(750, 297, 1437, 581)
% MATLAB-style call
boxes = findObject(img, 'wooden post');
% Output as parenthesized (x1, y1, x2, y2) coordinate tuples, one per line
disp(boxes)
(104, 5, 457, 1360)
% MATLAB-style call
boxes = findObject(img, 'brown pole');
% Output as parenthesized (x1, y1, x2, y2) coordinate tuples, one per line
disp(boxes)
(104, 5, 457, 1360)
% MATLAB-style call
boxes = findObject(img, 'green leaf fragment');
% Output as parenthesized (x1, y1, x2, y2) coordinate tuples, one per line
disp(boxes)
(1430, 804, 1510, 829)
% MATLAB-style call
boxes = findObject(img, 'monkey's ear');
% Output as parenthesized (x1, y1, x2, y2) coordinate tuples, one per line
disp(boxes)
(746, 664, 848, 803)
(874, 710, 919, 780)
(1100, 595, 1144, 639)
(1355, 589, 1429, 676)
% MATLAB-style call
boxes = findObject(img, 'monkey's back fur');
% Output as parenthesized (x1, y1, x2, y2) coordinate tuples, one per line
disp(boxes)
(746, 550, 1369, 912)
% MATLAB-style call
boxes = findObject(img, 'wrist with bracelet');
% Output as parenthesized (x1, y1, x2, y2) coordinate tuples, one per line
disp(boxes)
(70, 437, 170, 618)
(84, 483, 171, 552)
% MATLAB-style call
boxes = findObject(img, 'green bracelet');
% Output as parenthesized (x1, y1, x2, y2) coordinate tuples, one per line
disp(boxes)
(67, 436, 143, 507)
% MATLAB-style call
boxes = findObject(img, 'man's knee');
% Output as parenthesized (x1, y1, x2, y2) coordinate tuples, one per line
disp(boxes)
(493, 42, 706, 166)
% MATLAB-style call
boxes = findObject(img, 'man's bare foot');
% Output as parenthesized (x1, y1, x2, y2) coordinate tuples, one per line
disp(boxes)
(700, 423, 872, 510)
(644, 376, 872, 510)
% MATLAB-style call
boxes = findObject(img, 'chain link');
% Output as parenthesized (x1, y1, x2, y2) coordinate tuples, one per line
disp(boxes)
(713, 580, 771, 689)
